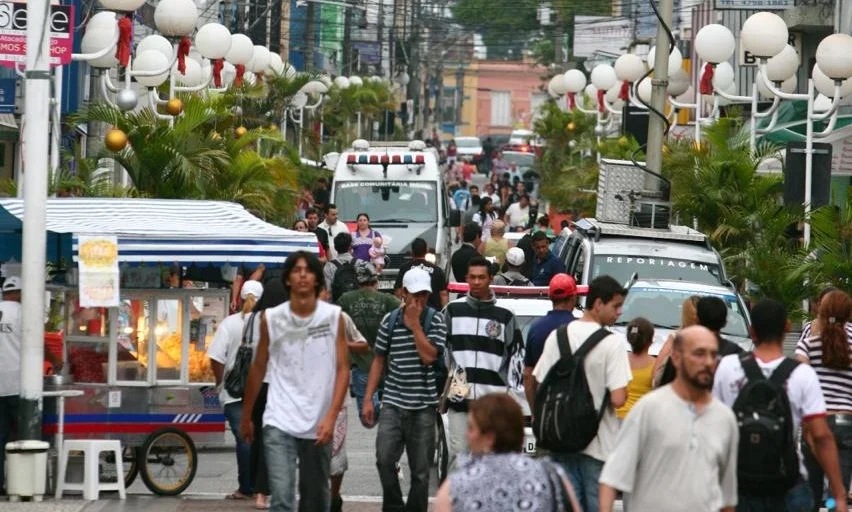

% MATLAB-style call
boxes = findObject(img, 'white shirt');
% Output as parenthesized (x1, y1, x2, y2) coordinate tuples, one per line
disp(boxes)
(533, 320, 632, 461)
(319, 220, 350, 259)
(207, 312, 258, 406)
(0, 300, 22, 396)
(504, 203, 530, 228)
(713, 353, 827, 479)
(263, 301, 341, 439)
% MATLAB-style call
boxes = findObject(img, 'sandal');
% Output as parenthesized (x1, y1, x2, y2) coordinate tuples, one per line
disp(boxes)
(225, 491, 250, 500)
(254, 496, 270, 509)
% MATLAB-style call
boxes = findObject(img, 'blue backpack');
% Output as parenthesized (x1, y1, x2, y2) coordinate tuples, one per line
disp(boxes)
(386, 307, 447, 395)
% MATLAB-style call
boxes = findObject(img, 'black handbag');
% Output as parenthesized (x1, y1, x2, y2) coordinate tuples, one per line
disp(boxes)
(224, 312, 258, 399)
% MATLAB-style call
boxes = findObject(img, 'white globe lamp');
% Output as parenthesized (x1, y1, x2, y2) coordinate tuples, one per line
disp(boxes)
(584, 84, 598, 104)
(334, 76, 351, 89)
(349, 76, 363, 87)
(301, 80, 329, 95)
(81, 17, 118, 69)
(814, 94, 832, 113)
(225, 34, 254, 65)
(647, 46, 683, 75)
(220, 61, 236, 87)
(396, 72, 410, 86)
(676, 86, 695, 104)
(563, 69, 587, 93)
(637, 77, 652, 103)
(757, 71, 797, 98)
(813, 64, 852, 98)
(694, 24, 736, 64)
(590, 64, 618, 91)
(248, 46, 271, 74)
(195, 23, 231, 60)
(740, 12, 788, 59)
(268, 53, 285, 75)
(173, 58, 203, 86)
(605, 84, 624, 107)
(137, 34, 173, 60)
(99, 0, 146, 11)
(712, 62, 735, 90)
(133, 50, 170, 88)
(549, 74, 568, 96)
(292, 92, 309, 109)
(815, 34, 852, 80)
(765, 45, 799, 82)
(614, 54, 646, 83)
(154, 0, 198, 37)
(668, 68, 690, 97)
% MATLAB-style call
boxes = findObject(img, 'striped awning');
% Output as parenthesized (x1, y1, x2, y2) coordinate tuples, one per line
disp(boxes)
(0, 198, 318, 266)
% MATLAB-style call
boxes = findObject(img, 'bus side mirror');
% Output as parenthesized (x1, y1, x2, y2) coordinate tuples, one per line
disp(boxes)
(449, 210, 461, 227)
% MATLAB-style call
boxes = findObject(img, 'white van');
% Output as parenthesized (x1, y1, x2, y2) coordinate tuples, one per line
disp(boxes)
(329, 140, 456, 290)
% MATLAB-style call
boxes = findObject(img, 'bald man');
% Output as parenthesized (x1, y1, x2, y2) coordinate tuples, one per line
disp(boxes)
(599, 326, 739, 512)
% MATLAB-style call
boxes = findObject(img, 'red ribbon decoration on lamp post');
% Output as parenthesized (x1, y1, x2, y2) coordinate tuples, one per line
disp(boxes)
(212, 59, 224, 87)
(597, 89, 606, 113)
(566, 92, 576, 110)
(177, 36, 191, 75)
(619, 80, 630, 101)
(115, 14, 133, 68)
(699, 62, 715, 95)
(234, 64, 246, 87)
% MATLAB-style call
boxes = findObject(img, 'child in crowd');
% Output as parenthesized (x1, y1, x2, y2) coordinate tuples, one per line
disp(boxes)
(369, 236, 386, 273)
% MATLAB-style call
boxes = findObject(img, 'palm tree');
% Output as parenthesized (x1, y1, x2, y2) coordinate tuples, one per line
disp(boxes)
(800, 200, 852, 295)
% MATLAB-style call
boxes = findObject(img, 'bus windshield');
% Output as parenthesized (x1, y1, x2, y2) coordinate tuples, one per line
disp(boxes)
(333, 181, 438, 223)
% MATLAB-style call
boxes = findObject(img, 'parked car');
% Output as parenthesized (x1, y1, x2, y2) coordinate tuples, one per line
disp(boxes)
(454, 136, 485, 162)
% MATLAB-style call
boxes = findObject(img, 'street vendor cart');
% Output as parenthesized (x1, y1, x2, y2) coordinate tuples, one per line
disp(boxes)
(0, 198, 318, 496)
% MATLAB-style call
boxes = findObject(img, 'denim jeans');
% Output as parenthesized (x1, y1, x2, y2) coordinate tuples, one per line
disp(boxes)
(351, 367, 381, 428)
(552, 452, 604, 512)
(375, 405, 436, 512)
(264, 425, 331, 512)
(736, 480, 813, 512)
(223, 401, 253, 496)
(0, 395, 19, 493)
(804, 414, 852, 511)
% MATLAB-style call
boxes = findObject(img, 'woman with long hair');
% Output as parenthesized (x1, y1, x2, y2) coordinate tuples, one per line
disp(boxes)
(435, 394, 580, 511)
(796, 290, 852, 507)
(350, 213, 381, 262)
(247, 279, 289, 510)
(473, 197, 498, 241)
(652, 295, 700, 387)
(292, 219, 308, 232)
(617, 317, 655, 420)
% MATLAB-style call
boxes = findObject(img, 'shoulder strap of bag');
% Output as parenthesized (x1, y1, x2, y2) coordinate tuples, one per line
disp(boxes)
(241, 312, 258, 346)
(769, 358, 799, 386)
(386, 308, 402, 362)
(556, 325, 571, 359)
(740, 353, 764, 383)
(573, 328, 611, 360)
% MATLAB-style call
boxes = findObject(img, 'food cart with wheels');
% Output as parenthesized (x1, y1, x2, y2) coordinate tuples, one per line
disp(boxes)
(0, 198, 318, 496)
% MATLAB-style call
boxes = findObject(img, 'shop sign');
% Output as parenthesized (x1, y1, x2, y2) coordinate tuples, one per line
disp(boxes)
(0, 2, 74, 68)
(77, 235, 119, 307)
(715, 0, 793, 9)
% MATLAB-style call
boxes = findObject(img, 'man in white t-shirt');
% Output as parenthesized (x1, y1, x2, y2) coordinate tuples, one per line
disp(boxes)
(319, 204, 351, 260)
(599, 326, 739, 512)
(713, 299, 848, 512)
(239, 252, 350, 512)
(207, 280, 263, 500)
(533, 275, 631, 512)
(503, 194, 530, 231)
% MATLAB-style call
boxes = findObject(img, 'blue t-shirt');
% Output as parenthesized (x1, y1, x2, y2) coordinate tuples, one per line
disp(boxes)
(531, 252, 566, 286)
(453, 189, 471, 210)
(524, 310, 575, 368)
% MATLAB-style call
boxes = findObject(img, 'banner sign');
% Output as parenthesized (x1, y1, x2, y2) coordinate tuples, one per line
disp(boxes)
(78, 235, 120, 307)
(0, 2, 74, 68)
(715, 0, 793, 9)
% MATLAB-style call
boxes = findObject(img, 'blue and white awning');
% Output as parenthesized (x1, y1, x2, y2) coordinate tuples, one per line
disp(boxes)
(0, 198, 318, 266)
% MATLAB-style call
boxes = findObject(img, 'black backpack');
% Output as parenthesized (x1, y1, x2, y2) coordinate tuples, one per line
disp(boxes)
(533, 326, 610, 453)
(732, 354, 800, 495)
(330, 260, 359, 303)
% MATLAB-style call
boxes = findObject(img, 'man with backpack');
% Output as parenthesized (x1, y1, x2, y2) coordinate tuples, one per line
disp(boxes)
(492, 247, 531, 286)
(393, 237, 448, 310)
(599, 325, 739, 512)
(713, 299, 847, 511)
(324, 233, 358, 303)
(532, 275, 631, 512)
(361, 268, 447, 512)
(443, 256, 524, 470)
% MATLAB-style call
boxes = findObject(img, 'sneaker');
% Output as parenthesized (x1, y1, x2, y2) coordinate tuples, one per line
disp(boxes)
(331, 495, 343, 512)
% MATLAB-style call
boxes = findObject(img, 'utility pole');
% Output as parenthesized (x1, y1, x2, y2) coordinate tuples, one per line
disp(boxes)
(377, 0, 384, 76)
(19, 0, 51, 440)
(455, 65, 464, 132)
(553, 11, 564, 71)
(305, 1, 315, 71)
(644, 0, 673, 191)
(342, 5, 352, 74)
(408, 0, 421, 133)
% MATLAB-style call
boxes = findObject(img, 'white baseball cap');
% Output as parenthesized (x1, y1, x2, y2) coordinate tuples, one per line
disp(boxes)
(2, 276, 21, 292)
(240, 280, 264, 300)
(506, 247, 525, 267)
(402, 268, 432, 294)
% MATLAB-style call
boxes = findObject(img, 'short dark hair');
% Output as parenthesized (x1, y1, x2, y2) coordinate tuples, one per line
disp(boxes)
(750, 299, 787, 344)
(334, 232, 352, 254)
(317, 177, 328, 184)
(467, 255, 493, 275)
(470, 185, 479, 193)
(324, 203, 337, 214)
(356, 212, 370, 222)
(587, 275, 627, 308)
(697, 296, 728, 332)
(537, 215, 549, 227)
(531, 231, 549, 244)
(519, 194, 529, 202)
(306, 207, 319, 218)
(462, 222, 482, 243)
(411, 238, 428, 258)
(560, 220, 570, 229)
(281, 251, 325, 296)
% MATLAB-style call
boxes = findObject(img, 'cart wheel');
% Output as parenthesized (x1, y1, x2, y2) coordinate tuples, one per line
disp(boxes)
(99, 445, 140, 488)
(139, 427, 198, 496)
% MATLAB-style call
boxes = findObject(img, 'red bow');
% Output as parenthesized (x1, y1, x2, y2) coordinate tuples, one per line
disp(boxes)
(567, 92, 576, 110)
(699, 62, 714, 96)
(619, 80, 630, 101)
(115, 14, 132, 68)
(597, 89, 606, 113)
(235, 64, 246, 87)
(212, 59, 224, 87)
(177, 36, 191, 75)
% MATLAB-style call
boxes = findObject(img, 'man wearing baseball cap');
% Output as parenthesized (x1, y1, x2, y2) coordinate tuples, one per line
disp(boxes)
(493, 247, 531, 286)
(523, 273, 578, 412)
(362, 267, 447, 511)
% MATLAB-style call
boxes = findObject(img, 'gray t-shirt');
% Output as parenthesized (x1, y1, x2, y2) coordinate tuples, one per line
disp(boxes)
(599, 385, 739, 512)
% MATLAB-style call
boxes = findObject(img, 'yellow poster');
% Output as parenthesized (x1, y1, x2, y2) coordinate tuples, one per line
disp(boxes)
(78, 235, 119, 307)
